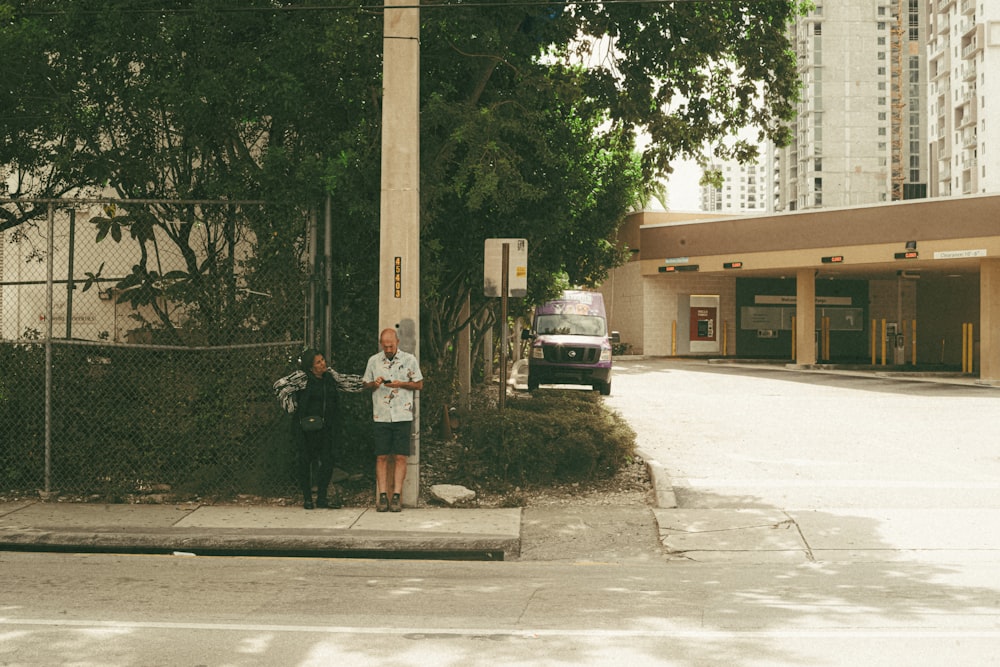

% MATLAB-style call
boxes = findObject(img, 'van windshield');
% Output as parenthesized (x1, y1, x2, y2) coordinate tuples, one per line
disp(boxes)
(536, 314, 606, 336)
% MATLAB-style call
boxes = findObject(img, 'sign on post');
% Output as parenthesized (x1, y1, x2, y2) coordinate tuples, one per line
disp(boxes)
(484, 238, 527, 297)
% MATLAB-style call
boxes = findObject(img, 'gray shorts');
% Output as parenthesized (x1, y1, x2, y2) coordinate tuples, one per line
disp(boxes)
(373, 421, 411, 456)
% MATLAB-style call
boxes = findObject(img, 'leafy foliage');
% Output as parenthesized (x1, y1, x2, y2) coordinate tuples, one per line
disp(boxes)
(451, 389, 637, 490)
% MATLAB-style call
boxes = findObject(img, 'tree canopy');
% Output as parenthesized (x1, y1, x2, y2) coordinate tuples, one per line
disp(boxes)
(1, 0, 804, 368)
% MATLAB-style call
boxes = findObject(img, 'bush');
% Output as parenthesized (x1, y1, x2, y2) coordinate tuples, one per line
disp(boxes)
(452, 388, 636, 491)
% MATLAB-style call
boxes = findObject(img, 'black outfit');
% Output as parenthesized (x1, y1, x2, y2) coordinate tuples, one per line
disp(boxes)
(295, 372, 339, 507)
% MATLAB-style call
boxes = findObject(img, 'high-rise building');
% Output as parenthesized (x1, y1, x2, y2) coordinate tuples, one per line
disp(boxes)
(699, 159, 772, 214)
(771, 1, 927, 211)
(927, 0, 998, 197)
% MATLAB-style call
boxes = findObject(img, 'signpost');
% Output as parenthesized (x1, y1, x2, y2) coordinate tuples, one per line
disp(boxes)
(484, 239, 527, 410)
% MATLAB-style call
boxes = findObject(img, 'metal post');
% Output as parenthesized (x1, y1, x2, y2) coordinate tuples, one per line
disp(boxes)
(44, 203, 54, 496)
(499, 243, 509, 411)
(324, 194, 333, 362)
(65, 210, 75, 339)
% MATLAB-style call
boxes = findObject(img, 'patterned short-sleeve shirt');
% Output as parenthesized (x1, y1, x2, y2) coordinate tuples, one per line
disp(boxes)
(363, 349, 423, 423)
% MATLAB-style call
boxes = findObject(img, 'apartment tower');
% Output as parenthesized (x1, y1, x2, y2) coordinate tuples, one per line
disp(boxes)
(927, 0, 999, 197)
(771, 1, 927, 211)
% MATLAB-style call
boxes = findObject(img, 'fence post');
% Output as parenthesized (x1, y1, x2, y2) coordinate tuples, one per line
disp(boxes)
(44, 202, 55, 496)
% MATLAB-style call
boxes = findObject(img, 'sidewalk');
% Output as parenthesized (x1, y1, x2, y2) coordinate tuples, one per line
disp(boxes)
(0, 501, 522, 561)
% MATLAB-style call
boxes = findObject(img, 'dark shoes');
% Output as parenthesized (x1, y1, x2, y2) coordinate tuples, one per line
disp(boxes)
(316, 497, 341, 509)
(376, 493, 389, 512)
(389, 494, 402, 513)
(303, 500, 315, 510)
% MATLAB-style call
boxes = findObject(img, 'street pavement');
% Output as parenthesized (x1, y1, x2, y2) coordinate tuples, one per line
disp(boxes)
(2, 359, 998, 564)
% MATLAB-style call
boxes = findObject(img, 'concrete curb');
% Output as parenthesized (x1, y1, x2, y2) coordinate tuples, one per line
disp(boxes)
(0, 525, 518, 560)
(638, 450, 677, 509)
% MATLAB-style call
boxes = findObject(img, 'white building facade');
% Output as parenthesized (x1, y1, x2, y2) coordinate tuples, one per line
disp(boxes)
(927, 0, 1000, 197)
(700, 159, 772, 214)
(772, 0, 927, 211)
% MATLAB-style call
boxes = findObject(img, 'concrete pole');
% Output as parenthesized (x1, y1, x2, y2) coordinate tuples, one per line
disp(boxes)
(380, 0, 421, 506)
(794, 268, 817, 366)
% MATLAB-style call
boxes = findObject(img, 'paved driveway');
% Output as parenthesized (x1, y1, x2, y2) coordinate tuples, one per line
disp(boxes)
(603, 358, 1000, 562)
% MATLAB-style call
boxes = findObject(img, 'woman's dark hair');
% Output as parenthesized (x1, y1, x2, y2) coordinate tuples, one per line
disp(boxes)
(299, 348, 322, 373)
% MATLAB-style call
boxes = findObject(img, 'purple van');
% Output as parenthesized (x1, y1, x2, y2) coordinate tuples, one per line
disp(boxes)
(522, 290, 614, 395)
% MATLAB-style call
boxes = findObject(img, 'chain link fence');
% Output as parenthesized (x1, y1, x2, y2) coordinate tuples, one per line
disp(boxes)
(0, 198, 333, 500)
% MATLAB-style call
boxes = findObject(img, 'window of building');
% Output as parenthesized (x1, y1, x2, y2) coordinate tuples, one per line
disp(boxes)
(878, 127, 887, 136)
(814, 22, 822, 35)
(878, 111, 887, 121)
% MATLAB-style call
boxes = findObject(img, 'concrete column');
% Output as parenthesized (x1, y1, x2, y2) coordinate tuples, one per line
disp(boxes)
(980, 259, 1000, 383)
(794, 268, 817, 366)
(380, 0, 421, 505)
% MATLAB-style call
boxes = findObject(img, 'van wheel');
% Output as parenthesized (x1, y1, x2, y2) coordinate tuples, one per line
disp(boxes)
(594, 381, 611, 396)
(528, 375, 539, 392)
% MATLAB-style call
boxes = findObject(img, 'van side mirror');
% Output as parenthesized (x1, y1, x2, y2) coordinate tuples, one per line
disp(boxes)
(521, 329, 534, 341)
(610, 331, 621, 344)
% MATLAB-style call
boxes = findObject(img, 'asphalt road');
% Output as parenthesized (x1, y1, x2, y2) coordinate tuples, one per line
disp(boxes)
(3, 551, 1000, 666)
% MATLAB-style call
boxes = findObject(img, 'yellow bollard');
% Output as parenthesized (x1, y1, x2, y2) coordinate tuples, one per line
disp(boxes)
(911, 319, 917, 366)
(723, 320, 728, 357)
(671, 320, 677, 357)
(791, 315, 796, 361)
(823, 316, 831, 361)
(962, 323, 968, 373)
(964, 322, 974, 374)
(871, 320, 876, 365)
(880, 319, 887, 366)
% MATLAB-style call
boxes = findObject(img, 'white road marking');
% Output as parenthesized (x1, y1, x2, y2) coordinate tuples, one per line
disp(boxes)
(2, 618, 1000, 639)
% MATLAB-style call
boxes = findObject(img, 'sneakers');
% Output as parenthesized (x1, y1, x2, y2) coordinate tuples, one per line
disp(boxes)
(389, 494, 402, 513)
(376, 493, 389, 512)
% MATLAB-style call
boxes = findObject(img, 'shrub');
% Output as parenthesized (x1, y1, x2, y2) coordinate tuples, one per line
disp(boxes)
(452, 388, 636, 491)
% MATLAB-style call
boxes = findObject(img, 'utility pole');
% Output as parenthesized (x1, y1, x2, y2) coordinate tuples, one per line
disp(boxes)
(379, 0, 421, 506)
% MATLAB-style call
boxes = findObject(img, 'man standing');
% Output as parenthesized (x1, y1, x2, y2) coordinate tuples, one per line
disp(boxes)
(363, 327, 424, 512)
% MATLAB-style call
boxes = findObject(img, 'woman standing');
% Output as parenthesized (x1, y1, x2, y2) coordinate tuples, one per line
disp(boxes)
(295, 349, 340, 509)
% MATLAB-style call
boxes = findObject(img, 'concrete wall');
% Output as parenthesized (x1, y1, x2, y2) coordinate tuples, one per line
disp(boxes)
(641, 274, 736, 357)
(600, 258, 644, 354)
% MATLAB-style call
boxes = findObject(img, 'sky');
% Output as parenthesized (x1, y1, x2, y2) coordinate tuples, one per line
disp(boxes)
(644, 158, 701, 213)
